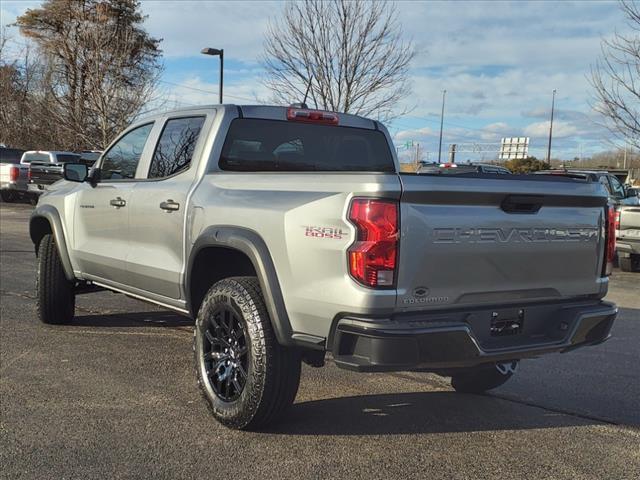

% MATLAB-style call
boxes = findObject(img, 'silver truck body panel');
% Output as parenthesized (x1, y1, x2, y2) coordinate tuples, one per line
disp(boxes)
(397, 175, 609, 311)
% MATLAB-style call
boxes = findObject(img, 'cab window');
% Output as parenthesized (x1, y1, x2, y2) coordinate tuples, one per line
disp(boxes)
(609, 175, 626, 199)
(148, 117, 205, 179)
(101, 123, 154, 180)
(599, 176, 612, 194)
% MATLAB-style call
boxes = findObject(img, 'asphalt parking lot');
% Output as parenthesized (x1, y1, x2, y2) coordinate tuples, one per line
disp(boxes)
(1, 200, 639, 479)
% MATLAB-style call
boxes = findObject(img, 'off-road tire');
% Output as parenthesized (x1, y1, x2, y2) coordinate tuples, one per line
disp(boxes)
(194, 276, 301, 430)
(36, 234, 75, 324)
(450, 361, 518, 394)
(0, 190, 16, 202)
(619, 255, 640, 272)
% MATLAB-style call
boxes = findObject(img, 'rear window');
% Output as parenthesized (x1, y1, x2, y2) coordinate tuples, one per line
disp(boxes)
(21, 152, 50, 163)
(54, 154, 81, 163)
(219, 119, 394, 172)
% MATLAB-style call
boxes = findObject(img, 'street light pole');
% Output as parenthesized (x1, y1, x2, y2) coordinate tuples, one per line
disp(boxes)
(201, 47, 224, 104)
(546, 89, 556, 163)
(438, 89, 446, 164)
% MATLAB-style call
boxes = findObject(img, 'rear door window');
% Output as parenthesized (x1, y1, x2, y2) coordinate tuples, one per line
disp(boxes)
(219, 119, 394, 172)
(148, 116, 206, 179)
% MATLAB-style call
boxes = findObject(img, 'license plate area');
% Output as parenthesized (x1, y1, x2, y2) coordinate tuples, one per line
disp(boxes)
(490, 308, 524, 336)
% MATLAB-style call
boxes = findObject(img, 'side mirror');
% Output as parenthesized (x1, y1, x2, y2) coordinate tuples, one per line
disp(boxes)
(626, 187, 639, 198)
(63, 163, 88, 182)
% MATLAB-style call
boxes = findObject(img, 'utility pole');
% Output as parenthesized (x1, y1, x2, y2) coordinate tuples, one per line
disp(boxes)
(438, 89, 447, 163)
(546, 89, 556, 163)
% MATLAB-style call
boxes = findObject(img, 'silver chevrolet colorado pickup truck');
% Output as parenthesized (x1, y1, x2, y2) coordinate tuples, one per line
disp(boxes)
(30, 105, 618, 430)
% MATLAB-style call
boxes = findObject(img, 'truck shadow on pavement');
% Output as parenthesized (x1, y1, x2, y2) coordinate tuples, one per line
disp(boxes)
(269, 391, 598, 435)
(71, 311, 192, 328)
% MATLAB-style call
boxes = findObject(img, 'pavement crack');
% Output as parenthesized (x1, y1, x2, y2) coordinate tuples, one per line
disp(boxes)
(485, 392, 639, 431)
(1, 290, 36, 300)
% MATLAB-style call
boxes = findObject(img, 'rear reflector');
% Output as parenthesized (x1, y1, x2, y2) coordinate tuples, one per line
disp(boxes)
(287, 107, 339, 125)
(603, 205, 616, 276)
(9, 166, 19, 182)
(348, 198, 398, 287)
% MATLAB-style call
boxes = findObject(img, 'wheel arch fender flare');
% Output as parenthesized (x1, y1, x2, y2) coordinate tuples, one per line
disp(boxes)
(186, 226, 294, 346)
(29, 204, 75, 282)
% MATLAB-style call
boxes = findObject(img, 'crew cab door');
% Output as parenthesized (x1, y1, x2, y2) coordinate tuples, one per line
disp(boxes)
(73, 123, 155, 285)
(126, 115, 208, 299)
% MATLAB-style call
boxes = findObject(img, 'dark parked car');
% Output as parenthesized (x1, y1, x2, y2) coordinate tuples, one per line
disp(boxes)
(418, 162, 511, 175)
(535, 169, 638, 206)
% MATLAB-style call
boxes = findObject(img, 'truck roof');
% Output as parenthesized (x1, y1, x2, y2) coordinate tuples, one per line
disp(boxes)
(136, 104, 379, 130)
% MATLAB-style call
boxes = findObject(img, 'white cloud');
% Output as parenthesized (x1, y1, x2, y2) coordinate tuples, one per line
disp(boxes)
(141, 1, 280, 62)
(395, 126, 437, 141)
(524, 120, 579, 139)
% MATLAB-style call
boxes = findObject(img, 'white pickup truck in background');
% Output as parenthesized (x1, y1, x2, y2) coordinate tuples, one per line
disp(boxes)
(0, 147, 29, 203)
(25, 151, 82, 198)
(616, 202, 640, 271)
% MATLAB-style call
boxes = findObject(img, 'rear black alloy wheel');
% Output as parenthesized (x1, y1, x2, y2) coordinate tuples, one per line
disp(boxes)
(194, 277, 301, 430)
(202, 305, 249, 402)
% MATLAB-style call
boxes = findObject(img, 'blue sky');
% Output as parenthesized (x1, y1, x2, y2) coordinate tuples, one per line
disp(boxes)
(0, 0, 628, 160)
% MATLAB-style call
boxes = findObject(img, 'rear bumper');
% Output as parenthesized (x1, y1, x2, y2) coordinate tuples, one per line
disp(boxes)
(331, 301, 617, 372)
(617, 237, 640, 255)
(1, 181, 28, 193)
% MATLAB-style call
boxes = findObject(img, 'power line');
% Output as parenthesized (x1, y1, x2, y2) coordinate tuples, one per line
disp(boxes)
(158, 79, 265, 104)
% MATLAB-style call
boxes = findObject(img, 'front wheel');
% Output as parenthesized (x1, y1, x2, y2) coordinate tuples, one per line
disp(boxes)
(36, 234, 75, 324)
(194, 277, 301, 430)
(450, 360, 518, 394)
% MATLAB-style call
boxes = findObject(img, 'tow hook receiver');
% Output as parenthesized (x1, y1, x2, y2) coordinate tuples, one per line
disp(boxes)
(490, 309, 524, 336)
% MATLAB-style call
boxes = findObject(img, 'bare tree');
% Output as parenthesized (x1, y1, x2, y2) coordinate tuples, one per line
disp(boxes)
(591, 0, 640, 149)
(0, 32, 55, 149)
(262, 0, 414, 121)
(15, 0, 162, 150)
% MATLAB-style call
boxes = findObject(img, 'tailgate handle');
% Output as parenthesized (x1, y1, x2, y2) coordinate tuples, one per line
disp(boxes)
(501, 195, 543, 214)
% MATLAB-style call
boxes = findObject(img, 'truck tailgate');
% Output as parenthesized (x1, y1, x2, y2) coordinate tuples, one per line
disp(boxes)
(397, 174, 609, 311)
(29, 162, 63, 186)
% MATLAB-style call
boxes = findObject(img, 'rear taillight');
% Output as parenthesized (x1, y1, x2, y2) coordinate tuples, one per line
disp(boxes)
(9, 166, 19, 182)
(348, 198, 398, 287)
(603, 205, 616, 276)
(27, 167, 32, 182)
(287, 107, 339, 125)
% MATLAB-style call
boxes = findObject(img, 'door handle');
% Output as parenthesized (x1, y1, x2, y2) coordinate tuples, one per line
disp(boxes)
(110, 197, 126, 208)
(160, 199, 180, 212)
